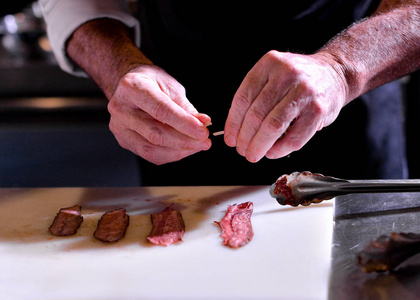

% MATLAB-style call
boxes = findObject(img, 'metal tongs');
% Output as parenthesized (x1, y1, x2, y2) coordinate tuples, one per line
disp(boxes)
(269, 171, 420, 207)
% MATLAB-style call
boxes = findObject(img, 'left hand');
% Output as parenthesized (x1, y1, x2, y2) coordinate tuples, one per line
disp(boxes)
(223, 50, 349, 162)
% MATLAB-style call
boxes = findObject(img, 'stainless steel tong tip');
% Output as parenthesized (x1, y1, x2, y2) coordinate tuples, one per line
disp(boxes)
(269, 171, 420, 207)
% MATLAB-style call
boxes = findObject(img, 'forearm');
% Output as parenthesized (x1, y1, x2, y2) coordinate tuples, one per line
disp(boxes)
(66, 18, 153, 99)
(316, 0, 420, 102)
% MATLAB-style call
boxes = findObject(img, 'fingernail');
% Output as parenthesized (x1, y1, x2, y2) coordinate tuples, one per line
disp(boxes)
(196, 114, 212, 126)
(246, 150, 259, 163)
(248, 155, 258, 163)
(266, 151, 286, 159)
(224, 134, 236, 147)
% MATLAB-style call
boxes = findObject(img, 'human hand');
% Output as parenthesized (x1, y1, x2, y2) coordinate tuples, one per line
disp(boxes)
(224, 50, 349, 162)
(108, 65, 212, 165)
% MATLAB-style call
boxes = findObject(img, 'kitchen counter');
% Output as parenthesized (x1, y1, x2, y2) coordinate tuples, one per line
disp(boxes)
(2, 184, 418, 299)
(329, 190, 420, 300)
(0, 186, 333, 300)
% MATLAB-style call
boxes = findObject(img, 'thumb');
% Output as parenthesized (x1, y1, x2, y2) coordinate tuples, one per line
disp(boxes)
(192, 112, 212, 127)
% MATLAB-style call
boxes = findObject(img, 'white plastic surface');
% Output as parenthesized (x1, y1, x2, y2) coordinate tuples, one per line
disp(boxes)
(0, 186, 333, 300)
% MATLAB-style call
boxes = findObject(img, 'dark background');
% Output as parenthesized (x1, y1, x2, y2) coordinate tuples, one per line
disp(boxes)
(0, 1, 419, 187)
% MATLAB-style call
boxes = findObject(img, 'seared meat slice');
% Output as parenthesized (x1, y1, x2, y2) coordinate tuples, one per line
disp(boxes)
(94, 208, 129, 243)
(147, 204, 185, 246)
(49, 205, 84, 236)
(215, 202, 254, 248)
(357, 232, 420, 273)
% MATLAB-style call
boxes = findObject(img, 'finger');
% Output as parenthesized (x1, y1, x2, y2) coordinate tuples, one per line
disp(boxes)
(110, 121, 210, 165)
(192, 112, 212, 126)
(131, 131, 208, 165)
(265, 110, 322, 159)
(243, 94, 303, 162)
(111, 108, 212, 151)
(152, 76, 213, 129)
(156, 76, 199, 115)
(134, 112, 212, 151)
(136, 80, 209, 141)
(224, 65, 268, 147)
(234, 79, 291, 157)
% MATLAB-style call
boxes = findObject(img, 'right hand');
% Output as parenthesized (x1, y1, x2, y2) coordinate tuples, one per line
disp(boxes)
(108, 65, 212, 165)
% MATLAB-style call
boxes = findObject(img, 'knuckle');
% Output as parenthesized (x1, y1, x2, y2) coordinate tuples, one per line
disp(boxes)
(152, 101, 171, 122)
(264, 50, 291, 67)
(287, 137, 304, 152)
(175, 83, 186, 96)
(298, 80, 318, 97)
(287, 65, 300, 78)
(176, 139, 193, 150)
(310, 100, 327, 116)
(119, 73, 141, 91)
(107, 100, 118, 115)
(117, 75, 130, 89)
(235, 135, 248, 149)
(225, 117, 240, 132)
(265, 50, 281, 61)
(265, 116, 285, 135)
(248, 107, 266, 125)
(243, 109, 266, 133)
(147, 127, 165, 146)
(138, 144, 163, 165)
(233, 92, 251, 108)
(139, 144, 191, 165)
(296, 83, 329, 116)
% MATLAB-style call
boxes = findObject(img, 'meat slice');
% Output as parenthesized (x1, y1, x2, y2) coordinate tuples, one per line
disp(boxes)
(94, 208, 130, 243)
(357, 232, 420, 273)
(147, 203, 185, 246)
(49, 205, 84, 236)
(215, 202, 254, 248)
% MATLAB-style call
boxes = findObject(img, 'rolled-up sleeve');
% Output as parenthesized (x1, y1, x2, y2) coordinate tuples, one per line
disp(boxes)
(39, 0, 140, 77)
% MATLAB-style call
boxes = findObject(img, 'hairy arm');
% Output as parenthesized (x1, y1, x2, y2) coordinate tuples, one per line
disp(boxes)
(224, 0, 420, 162)
(66, 18, 152, 99)
(66, 18, 211, 164)
(318, 0, 420, 102)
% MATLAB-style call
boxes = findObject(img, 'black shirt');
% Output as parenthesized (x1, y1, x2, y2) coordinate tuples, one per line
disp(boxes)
(135, 0, 407, 185)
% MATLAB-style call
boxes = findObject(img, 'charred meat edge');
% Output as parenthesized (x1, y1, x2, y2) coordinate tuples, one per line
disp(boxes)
(357, 232, 420, 273)
(49, 205, 84, 236)
(94, 208, 130, 243)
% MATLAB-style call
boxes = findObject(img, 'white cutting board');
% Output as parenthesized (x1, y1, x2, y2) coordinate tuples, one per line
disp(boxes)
(0, 186, 333, 300)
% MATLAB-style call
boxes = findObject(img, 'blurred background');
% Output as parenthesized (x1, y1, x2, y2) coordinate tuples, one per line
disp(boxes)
(0, 1, 418, 187)
(0, 1, 141, 187)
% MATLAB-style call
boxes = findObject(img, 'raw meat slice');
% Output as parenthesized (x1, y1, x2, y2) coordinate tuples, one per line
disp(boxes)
(215, 202, 254, 248)
(49, 205, 84, 236)
(147, 203, 185, 246)
(94, 208, 129, 243)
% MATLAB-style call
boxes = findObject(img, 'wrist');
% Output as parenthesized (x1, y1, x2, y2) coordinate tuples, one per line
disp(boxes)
(66, 18, 153, 99)
(311, 52, 355, 105)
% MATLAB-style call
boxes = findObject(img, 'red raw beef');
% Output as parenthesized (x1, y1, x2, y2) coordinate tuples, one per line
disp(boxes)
(215, 202, 254, 248)
(147, 204, 185, 246)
